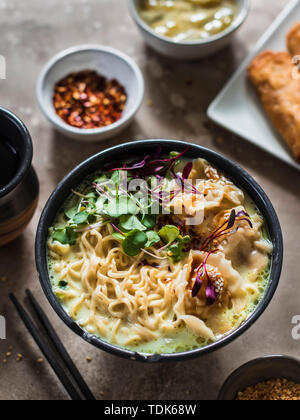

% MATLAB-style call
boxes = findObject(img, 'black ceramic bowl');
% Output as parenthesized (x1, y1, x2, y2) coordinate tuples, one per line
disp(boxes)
(0, 107, 39, 246)
(0, 108, 33, 198)
(35, 140, 283, 362)
(218, 355, 300, 400)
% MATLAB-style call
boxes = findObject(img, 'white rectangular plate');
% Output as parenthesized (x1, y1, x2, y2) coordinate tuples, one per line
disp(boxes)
(208, 0, 300, 171)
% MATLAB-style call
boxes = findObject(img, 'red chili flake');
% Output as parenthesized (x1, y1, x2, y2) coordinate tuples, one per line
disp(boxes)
(53, 70, 127, 130)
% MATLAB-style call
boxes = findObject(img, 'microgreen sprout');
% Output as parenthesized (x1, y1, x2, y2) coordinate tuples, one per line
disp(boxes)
(53, 148, 197, 262)
(201, 209, 253, 251)
(192, 250, 219, 305)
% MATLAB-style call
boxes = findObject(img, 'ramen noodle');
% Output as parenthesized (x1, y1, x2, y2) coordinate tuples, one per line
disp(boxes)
(48, 152, 272, 354)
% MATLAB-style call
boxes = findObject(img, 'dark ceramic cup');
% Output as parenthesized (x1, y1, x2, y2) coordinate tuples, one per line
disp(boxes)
(0, 108, 39, 246)
(218, 355, 300, 400)
(35, 140, 283, 362)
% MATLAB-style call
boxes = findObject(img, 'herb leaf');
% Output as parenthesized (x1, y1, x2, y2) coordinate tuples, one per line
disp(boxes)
(168, 235, 191, 263)
(85, 192, 97, 205)
(168, 243, 185, 263)
(73, 211, 90, 225)
(110, 170, 123, 185)
(128, 198, 139, 215)
(112, 232, 125, 241)
(142, 214, 157, 229)
(119, 215, 146, 232)
(159, 225, 180, 244)
(145, 231, 161, 248)
(94, 174, 108, 184)
(58, 280, 68, 289)
(64, 206, 78, 220)
(52, 227, 77, 245)
(103, 201, 122, 218)
(103, 198, 138, 218)
(122, 230, 147, 256)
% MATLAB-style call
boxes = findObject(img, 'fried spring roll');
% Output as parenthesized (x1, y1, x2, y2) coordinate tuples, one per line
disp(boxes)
(248, 50, 300, 161)
(287, 22, 300, 56)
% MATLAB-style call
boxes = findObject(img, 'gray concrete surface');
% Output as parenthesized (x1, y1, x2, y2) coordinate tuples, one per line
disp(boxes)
(0, 0, 299, 401)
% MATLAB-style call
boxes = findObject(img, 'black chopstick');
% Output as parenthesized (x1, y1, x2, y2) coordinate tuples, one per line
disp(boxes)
(9, 293, 94, 401)
(25, 289, 95, 401)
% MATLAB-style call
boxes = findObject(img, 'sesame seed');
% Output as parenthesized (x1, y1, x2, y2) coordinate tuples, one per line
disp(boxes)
(236, 378, 300, 400)
(146, 99, 153, 107)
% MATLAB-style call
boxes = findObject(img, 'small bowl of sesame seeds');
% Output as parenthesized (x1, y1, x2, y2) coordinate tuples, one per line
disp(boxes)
(37, 45, 144, 142)
(218, 355, 300, 400)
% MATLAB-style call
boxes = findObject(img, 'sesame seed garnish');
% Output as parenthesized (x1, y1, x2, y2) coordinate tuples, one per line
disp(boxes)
(236, 378, 300, 400)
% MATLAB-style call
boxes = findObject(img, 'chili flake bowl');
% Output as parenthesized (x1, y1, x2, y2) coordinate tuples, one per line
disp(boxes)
(36, 45, 145, 142)
(129, 0, 250, 60)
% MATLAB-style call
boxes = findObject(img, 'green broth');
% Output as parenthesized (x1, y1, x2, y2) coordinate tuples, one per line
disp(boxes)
(138, 0, 238, 42)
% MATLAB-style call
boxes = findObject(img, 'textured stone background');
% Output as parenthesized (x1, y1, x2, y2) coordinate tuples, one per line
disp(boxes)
(0, 0, 299, 401)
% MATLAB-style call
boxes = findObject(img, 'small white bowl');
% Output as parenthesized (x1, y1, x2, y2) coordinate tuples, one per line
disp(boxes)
(37, 45, 145, 142)
(129, 0, 250, 60)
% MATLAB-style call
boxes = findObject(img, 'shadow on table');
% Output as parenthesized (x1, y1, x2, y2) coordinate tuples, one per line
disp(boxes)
(210, 125, 300, 201)
(0, 302, 67, 400)
(134, 41, 247, 139)
(48, 120, 145, 185)
(91, 349, 224, 401)
(142, 41, 244, 100)
(0, 235, 34, 292)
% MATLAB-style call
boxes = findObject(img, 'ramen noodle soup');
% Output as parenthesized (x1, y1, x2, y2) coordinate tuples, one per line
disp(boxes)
(48, 151, 272, 354)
